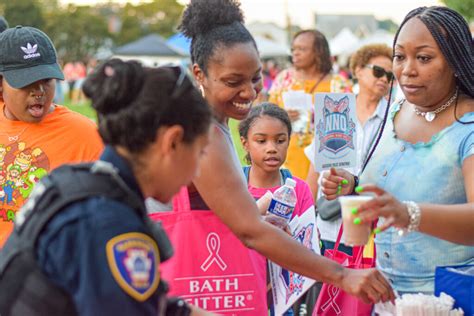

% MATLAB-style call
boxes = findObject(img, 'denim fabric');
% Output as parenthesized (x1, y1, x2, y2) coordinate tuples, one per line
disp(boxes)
(361, 102, 474, 294)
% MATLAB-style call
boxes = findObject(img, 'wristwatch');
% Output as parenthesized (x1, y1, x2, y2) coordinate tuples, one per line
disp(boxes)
(351, 175, 359, 194)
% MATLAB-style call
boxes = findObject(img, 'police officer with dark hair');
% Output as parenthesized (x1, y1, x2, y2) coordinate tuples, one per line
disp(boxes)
(0, 58, 216, 316)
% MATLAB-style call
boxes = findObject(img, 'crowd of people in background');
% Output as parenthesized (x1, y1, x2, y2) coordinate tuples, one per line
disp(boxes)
(0, 0, 472, 315)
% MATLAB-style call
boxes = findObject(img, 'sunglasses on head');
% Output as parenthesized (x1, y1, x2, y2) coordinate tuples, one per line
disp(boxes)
(365, 64, 394, 81)
(163, 64, 191, 99)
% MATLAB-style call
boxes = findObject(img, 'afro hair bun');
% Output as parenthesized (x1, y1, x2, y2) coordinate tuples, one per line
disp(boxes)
(179, 0, 244, 39)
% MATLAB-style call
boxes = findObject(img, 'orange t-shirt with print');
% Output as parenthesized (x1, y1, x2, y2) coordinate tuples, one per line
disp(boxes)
(0, 104, 103, 247)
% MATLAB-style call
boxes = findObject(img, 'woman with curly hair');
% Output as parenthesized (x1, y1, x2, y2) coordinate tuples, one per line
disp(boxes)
(178, 0, 394, 308)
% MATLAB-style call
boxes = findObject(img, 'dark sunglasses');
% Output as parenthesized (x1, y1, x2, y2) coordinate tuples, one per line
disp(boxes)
(164, 64, 192, 99)
(365, 64, 394, 81)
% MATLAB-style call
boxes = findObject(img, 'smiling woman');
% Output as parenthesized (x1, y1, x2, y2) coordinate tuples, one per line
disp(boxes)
(174, 0, 395, 310)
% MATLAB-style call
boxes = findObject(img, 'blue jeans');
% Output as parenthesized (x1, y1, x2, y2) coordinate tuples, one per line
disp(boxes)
(320, 239, 353, 256)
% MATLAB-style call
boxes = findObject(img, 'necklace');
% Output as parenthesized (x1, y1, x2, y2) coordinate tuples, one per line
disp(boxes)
(0, 125, 30, 142)
(413, 88, 458, 122)
(1, 106, 31, 142)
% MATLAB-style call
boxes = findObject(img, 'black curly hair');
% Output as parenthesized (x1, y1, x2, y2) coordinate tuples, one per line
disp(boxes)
(82, 59, 212, 153)
(238, 102, 292, 164)
(179, 0, 257, 74)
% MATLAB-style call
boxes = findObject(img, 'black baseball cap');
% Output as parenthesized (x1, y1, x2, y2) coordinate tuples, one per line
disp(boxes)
(0, 26, 64, 89)
(0, 16, 8, 33)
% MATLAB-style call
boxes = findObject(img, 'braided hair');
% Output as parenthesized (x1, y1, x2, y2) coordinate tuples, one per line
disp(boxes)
(179, 0, 257, 74)
(392, 6, 474, 98)
(362, 6, 473, 172)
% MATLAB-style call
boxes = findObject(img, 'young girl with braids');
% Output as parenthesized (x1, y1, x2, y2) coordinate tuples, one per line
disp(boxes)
(322, 6, 474, 294)
(179, 0, 394, 306)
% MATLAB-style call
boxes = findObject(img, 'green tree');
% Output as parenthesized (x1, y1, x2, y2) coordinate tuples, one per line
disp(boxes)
(377, 19, 398, 33)
(441, 0, 474, 21)
(114, 3, 145, 46)
(0, 0, 45, 29)
(115, 0, 183, 46)
(140, 0, 184, 37)
(44, 5, 111, 63)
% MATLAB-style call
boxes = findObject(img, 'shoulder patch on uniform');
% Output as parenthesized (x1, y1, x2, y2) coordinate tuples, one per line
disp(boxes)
(106, 232, 160, 302)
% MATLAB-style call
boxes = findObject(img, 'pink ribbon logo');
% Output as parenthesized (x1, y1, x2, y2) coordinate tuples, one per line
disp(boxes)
(200, 232, 227, 272)
(321, 285, 341, 314)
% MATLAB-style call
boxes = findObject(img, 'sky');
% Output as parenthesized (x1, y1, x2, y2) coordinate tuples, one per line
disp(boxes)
(61, 0, 443, 27)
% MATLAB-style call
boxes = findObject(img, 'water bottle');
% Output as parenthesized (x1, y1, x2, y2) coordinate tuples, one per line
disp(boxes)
(267, 178, 297, 222)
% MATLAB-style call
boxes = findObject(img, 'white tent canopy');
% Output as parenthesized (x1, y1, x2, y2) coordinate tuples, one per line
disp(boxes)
(345, 29, 394, 55)
(329, 27, 359, 56)
(253, 35, 290, 58)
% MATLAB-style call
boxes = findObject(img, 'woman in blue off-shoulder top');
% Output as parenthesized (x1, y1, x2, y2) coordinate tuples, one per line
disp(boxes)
(320, 6, 474, 295)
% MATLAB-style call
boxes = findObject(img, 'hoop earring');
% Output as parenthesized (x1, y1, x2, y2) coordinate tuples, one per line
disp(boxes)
(199, 85, 205, 98)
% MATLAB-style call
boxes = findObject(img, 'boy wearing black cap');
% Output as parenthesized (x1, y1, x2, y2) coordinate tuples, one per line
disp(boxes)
(0, 26, 103, 247)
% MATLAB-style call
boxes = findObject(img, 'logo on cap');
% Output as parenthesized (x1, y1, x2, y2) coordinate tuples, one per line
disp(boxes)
(21, 43, 40, 60)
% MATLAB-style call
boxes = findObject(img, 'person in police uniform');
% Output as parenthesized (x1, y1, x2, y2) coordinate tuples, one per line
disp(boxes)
(33, 59, 214, 315)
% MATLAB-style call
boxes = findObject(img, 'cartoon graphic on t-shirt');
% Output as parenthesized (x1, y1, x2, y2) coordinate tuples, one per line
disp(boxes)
(0, 141, 50, 222)
(0, 171, 6, 203)
(0, 145, 11, 168)
(19, 167, 47, 198)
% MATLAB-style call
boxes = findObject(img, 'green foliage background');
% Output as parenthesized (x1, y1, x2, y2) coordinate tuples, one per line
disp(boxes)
(0, 0, 183, 63)
(441, 0, 474, 21)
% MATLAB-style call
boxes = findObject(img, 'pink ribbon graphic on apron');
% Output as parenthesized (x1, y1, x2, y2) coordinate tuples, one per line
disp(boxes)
(321, 285, 341, 314)
(200, 232, 227, 271)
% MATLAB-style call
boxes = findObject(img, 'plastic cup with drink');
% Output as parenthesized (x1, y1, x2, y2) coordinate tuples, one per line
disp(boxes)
(338, 195, 374, 246)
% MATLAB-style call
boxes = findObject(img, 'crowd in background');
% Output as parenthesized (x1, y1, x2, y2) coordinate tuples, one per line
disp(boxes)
(0, 1, 472, 315)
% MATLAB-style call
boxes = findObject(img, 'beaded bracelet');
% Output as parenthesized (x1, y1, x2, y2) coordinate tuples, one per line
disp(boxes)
(398, 201, 421, 236)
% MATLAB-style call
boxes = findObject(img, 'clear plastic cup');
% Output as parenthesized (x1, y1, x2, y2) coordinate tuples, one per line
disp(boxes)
(338, 195, 373, 246)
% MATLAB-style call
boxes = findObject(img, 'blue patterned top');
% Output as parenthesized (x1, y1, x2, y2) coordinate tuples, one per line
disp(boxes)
(361, 101, 474, 294)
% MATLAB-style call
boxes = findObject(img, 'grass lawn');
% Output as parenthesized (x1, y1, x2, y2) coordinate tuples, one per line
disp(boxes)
(62, 98, 97, 122)
(64, 99, 248, 166)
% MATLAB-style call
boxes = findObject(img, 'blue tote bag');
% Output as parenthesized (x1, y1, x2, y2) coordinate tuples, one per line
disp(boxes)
(435, 264, 474, 316)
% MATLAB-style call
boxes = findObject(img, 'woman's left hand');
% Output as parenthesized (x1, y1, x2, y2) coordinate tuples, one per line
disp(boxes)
(356, 184, 410, 232)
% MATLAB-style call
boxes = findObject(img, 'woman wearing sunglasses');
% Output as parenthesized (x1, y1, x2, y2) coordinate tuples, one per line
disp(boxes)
(322, 6, 474, 295)
(350, 44, 393, 172)
(304, 44, 393, 257)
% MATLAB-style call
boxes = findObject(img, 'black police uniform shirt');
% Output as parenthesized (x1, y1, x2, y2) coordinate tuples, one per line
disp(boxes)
(36, 146, 162, 315)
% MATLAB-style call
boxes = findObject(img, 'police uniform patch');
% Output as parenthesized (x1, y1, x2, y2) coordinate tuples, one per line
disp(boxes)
(106, 232, 160, 301)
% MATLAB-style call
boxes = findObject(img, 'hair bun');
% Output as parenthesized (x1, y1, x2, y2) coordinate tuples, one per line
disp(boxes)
(83, 59, 145, 115)
(179, 0, 244, 39)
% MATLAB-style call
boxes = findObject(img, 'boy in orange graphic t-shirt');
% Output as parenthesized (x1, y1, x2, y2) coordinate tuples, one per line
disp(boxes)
(0, 26, 103, 247)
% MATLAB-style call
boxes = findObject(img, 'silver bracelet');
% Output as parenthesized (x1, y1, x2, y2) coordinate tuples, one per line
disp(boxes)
(397, 201, 421, 236)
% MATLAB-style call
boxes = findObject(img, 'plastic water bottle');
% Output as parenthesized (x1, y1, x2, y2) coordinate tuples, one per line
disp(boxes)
(267, 178, 297, 222)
